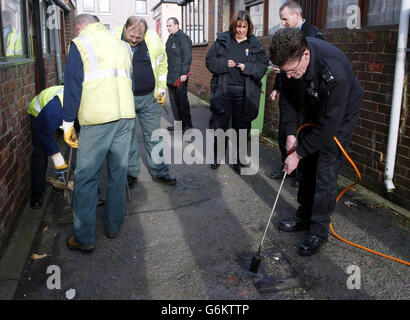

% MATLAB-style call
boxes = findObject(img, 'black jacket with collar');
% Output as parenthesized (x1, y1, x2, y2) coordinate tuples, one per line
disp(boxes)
(206, 31, 269, 121)
(165, 29, 192, 85)
(280, 37, 363, 158)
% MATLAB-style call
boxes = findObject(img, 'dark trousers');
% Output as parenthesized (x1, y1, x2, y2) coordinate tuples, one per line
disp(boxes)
(167, 81, 192, 129)
(296, 113, 360, 238)
(30, 115, 48, 194)
(209, 85, 251, 163)
(296, 140, 343, 238)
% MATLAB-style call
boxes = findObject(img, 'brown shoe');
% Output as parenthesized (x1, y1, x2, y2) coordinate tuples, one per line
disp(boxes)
(66, 236, 95, 252)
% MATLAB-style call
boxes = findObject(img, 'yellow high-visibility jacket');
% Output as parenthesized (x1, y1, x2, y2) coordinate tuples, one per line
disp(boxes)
(5, 28, 23, 56)
(114, 26, 167, 98)
(27, 86, 64, 117)
(71, 22, 135, 125)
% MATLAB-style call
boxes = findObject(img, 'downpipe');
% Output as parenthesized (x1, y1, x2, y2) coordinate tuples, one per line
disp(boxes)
(384, 0, 409, 192)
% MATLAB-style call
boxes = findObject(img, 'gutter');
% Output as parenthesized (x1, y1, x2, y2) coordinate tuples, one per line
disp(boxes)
(384, 0, 409, 192)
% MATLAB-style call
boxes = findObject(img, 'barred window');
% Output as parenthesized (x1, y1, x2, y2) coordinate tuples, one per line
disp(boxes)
(180, 0, 207, 45)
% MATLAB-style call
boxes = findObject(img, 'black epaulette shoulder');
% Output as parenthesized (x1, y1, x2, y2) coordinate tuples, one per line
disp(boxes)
(322, 70, 335, 83)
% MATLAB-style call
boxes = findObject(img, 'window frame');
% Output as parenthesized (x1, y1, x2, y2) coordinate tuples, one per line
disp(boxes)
(0, 0, 29, 62)
(244, 0, 270, 36)
(299, 0, 401, 30)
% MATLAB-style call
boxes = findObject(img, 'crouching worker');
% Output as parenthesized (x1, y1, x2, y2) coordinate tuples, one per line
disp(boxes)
(28, 85, 70, 209)
(269, 28, 362, 256)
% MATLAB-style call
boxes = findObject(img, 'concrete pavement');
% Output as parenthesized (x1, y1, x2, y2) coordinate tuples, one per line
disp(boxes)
(1, 93, 409, 300)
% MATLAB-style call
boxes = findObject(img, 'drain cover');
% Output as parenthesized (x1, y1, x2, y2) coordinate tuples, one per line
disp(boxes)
(238, 249, 303, 293)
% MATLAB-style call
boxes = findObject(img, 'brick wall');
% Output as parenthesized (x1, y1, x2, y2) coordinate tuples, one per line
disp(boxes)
(262, 27, 410, 210)
(0, 7, 75, 252)
(0, 62, 37, 250)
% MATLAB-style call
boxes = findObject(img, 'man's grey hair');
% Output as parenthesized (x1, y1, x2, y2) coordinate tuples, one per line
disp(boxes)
(124, 16, 148, 32)
(279, 1, 303, 15)
(74, 14, 99, 26)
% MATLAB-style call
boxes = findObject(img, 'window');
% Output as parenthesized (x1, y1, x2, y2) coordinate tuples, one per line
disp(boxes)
(326, 0, 359, 29)
(83, 0, 95, 12)
(299, 0, 402, 29)
(268, 0, 286, 35)
(104, 24, 110, 30)
(367, 0, 401, 26)
(99, 0, 110, 13)
(245, 0, 268, 36)
(249, 2, 264, 37)
(180, 0, 207, 45)
(136, 0, 147, 15)
(1, 0, 26, 58)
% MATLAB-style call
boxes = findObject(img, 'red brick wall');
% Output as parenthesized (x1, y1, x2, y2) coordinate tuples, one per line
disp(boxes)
(262, 28, 410, 210)
(187, 0, 218, 101)
(0, 7, 76, 251)
(0, 62, 37, 248)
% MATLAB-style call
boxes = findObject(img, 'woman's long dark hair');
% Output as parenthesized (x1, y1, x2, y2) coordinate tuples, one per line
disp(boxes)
(229, 10, 254, 38)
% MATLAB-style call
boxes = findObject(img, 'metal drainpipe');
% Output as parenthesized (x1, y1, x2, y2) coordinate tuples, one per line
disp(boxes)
(384, 0, 409, 192)
(50, 1, 63, 84)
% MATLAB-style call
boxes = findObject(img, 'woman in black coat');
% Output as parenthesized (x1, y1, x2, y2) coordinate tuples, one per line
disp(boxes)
(206, 10, 269, 173)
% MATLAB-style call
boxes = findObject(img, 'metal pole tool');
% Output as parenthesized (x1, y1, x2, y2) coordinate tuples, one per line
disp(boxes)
(249, 172, 287, 273)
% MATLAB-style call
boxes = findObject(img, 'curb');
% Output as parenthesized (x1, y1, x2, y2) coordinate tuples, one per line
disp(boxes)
(0, 185, 52, 300)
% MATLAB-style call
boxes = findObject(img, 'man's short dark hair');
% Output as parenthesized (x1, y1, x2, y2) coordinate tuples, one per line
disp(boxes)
(229, 10, 254, 38)
(280, 1, 303, 15)
(167, 17, 179, 25)
(269, 28, 308, 67)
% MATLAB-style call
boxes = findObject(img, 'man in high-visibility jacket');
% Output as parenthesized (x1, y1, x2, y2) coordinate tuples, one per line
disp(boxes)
(117, 16, 177, 187)
(28, 86, 66, 209)
(2, 10, 23, 56)
(62, 14, 136, 252)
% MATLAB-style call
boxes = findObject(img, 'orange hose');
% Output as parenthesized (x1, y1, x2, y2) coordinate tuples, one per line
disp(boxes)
(296, 123, 409, 266)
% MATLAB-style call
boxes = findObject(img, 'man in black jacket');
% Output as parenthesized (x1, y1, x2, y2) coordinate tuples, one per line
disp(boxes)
(165, 17, 193, 132)
(270, 1, 324, 184)
(269, 28, 362, 256)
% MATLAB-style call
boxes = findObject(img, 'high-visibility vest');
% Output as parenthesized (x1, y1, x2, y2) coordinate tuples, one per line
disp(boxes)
(27, 85, 64, 117)
(72, 22, 135, 125)
(111, 26, 124, 40)
(6, 28, 23, 56)
(144, 29, 168, 98)
(114, 26, 167, 99)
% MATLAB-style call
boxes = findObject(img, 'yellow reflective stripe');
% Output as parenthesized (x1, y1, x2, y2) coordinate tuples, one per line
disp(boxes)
(77, 34, 99, 72)
(84, 68, 131, 82)
(152, 52, 166, 69)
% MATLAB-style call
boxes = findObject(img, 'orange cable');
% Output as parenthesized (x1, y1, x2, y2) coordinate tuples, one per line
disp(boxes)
(296, 123, 409, 266)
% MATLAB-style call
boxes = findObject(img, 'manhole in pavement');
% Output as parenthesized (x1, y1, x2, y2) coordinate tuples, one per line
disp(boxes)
(238, 249, 304, 294)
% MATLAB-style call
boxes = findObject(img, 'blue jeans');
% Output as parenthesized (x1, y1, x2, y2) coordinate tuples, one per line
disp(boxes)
(128, 93, 169, 178)
(73, 118, 134, 246)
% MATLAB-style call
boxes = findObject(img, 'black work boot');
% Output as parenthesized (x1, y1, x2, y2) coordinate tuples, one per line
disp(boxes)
(30, 192, 43, 209)
(297, 232, 327, 256)
(278, 216, 310, 232)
